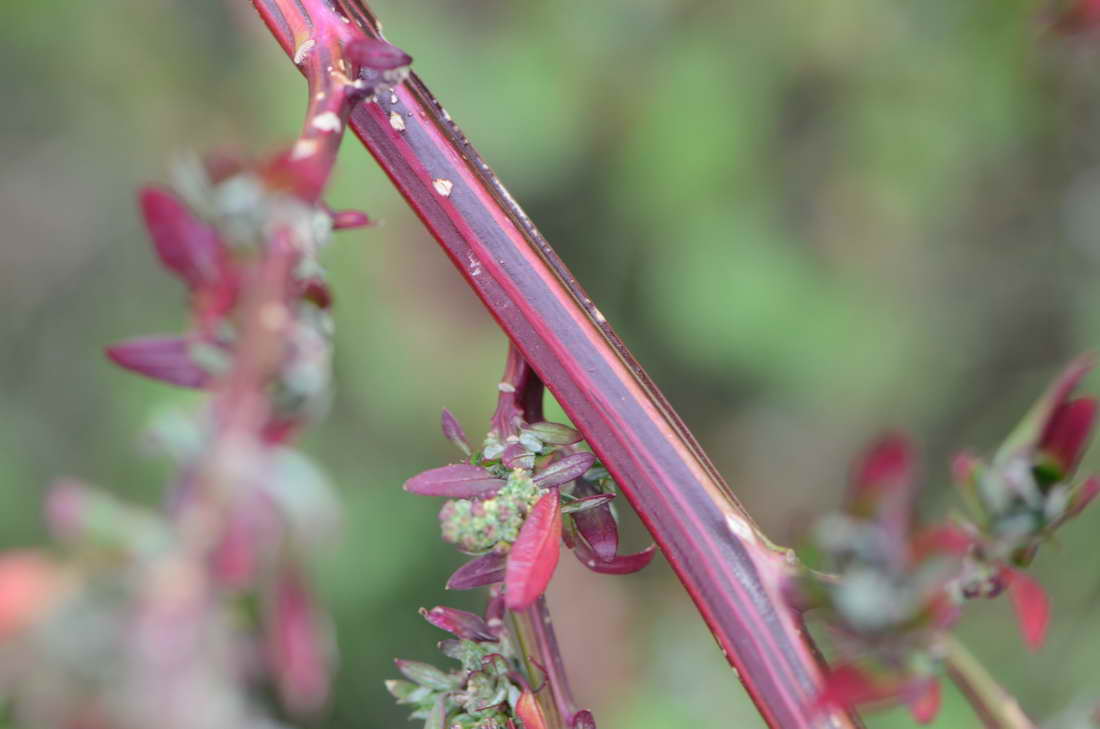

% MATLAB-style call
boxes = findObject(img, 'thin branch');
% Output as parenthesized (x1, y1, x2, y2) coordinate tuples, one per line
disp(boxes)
(510, 596, 580, 729)
(942, 634, 1037, 729)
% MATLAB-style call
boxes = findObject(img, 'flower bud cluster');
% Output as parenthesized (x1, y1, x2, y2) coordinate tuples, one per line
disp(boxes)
(803, 357, 1100, 722)
(405, 401, 655, 611)
(440, 470, 543, 553)
(388, 599, 545, 729)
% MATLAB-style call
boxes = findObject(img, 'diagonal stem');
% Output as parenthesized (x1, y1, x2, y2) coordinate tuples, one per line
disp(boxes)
(249, 2, 862, 727)
(941, 635, 1036, 729)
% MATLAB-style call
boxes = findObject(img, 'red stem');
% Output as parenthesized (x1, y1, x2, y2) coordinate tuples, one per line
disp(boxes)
(511, 596, 579, 728)
(249, 2, 862, 727)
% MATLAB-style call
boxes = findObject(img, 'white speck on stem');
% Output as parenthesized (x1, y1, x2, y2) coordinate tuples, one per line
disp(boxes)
(388, 111, 406, 132)
(290, 139, 319, 160)
(311, 111, 342, 133)
(497, 382, 516, 393)
(293, 39, 316, 65)
(593, 307, 607, 324)
(390, 92, 399, 104)
(725, 512, 755, 542)
(432, 178, 454, 197)
(467, 253, 482, 277)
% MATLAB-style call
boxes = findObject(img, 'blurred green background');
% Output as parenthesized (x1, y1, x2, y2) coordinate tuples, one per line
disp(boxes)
(3, 0, 1100, 727)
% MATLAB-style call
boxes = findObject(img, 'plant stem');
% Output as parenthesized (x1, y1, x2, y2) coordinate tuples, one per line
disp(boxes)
(509, 596, 579, 729)
(250, 2, 863, 727)
(941, 634, 1036, 729)
(494, 345, 581, 729)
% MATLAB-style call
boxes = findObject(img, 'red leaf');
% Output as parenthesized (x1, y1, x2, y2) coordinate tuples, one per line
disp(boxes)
(446, 552, 506, 590)
(267, 566, 329, 713)
(1004, 568, 1050, 651)
(404, 464, 505, 499)
(1040, 398, 1096, 476)
(816, 664, 899, 711)
(906, 679, 941, 724)
(329, 208, 372, 230)
(138, 187, 226, 289)
(210, 510, 260, 588)
(1054, 0, 1100, 33)
(301, 279, 333, 309)
(847, 434, 915, 555)
(998, 355, 1094, 465)
(1065, 476, 1100, 522)
(515, 690, 548, 729)
(505, 490, 562, 609)
(913, 523, 975, 559)
(105, 336, 211, 388)
(0, 551, 58, 639)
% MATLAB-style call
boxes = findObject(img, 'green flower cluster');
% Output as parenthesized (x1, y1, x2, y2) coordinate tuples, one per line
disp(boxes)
(439, 469, 545, 553)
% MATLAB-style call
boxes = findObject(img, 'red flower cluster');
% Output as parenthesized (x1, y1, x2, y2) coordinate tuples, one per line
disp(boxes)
(806, 435, 957, 723)
(806, 357, 1099, 722)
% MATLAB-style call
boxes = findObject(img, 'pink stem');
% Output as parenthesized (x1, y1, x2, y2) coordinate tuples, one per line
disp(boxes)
(249, 3, 862, 727)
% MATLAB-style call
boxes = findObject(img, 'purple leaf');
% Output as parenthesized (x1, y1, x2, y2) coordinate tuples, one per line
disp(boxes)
(105, 336, 211, 388)
(573, 537, 655, 575)
(561, 493, 616, 514)
(571, 710, 597, 729)
(446, 552, 506, 590)
(484, 591, 505, 635)
(138, 187, 225, 289)
(571, 500, 618, 560)
(440, 408, 471, 455)
(420, 606, 495, 641)
(346, 38, 412, 70)
(501, 442, 534, 470)
(404, 464, 504, 498)
(533, 452, 596, 488)
(525, 421, 582, 446)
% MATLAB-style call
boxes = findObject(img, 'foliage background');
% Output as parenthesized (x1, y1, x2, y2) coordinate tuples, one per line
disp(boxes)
(2, 0, 1100, 727)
